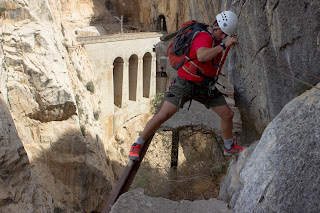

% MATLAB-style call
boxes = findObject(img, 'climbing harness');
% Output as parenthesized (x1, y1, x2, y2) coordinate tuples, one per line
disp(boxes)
(166, 76, 226, 110)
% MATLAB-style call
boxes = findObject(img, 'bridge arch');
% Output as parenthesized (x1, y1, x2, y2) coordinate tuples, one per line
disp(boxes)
(143, 52, 152, 98)
(113, 57, 124, 108)
(129, 54, 138, 101)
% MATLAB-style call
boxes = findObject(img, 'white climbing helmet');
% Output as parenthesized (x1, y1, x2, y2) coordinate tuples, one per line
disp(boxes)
(216, 11, 238, 35)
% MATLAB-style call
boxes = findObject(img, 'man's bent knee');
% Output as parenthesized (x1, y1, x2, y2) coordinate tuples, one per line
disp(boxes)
(211, 104, 234, 120)
(156, 101, 179, 122)
(223, 109, 234, 120)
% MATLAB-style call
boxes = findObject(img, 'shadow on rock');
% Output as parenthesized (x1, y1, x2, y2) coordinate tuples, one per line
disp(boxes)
(31, 128, 113, 213)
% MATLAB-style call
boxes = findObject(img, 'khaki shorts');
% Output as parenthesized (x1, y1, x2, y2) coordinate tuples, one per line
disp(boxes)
(165, 76, 227, 108)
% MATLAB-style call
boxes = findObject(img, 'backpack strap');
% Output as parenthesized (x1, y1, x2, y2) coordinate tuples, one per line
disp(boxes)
(185, 25, 213, 57)
(183, 29, 215, 64)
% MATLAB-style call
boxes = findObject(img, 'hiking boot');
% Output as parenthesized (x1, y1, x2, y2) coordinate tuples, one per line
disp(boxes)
(128, 143, 142, 161)
(224, 142, 246, 156)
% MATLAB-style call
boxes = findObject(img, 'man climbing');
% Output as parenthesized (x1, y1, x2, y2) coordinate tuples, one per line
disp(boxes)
(129, 11, 245, 161)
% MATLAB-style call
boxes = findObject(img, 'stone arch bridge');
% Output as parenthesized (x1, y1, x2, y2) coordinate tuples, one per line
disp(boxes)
(77, 33, 163, 140)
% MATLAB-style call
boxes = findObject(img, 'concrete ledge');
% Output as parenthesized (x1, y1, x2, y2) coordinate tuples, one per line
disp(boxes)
(77, 32, 163, 44)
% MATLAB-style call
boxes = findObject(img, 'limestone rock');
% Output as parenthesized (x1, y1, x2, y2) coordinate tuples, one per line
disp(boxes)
(0, 96, 49, 212)
(219, 84, 320, 213)
(3, 20, 77, 122)
(111, 188, 233, 213)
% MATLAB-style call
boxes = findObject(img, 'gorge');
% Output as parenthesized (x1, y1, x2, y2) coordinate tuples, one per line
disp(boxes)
(0, 0, 319, 212)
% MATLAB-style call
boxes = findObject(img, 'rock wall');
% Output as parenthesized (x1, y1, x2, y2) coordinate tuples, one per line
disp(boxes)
(226, 0, 320, 140)
(219, 83, 320, 212)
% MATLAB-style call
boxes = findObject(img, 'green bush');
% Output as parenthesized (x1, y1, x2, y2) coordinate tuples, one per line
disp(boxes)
(0, 7, 7, 16)
(77, 72, 83, 82)
(75, 94, 80, 105)
(53, 207, 62, 213)
(151, 92, 164, 114)
(80, 125, 86, 137)
(94, 111, 100, 120)
(294, 84, 312, 96)
(86, 81, 95, 93)
(78, 108, 84, 117)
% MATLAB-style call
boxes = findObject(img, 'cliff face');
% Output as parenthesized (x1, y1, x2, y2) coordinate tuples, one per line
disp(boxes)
(227, 0, 320, 139)
(0, 96, 48, 213)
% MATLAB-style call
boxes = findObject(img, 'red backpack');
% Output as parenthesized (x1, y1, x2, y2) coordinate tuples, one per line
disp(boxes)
(166, 20, 213, 70)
